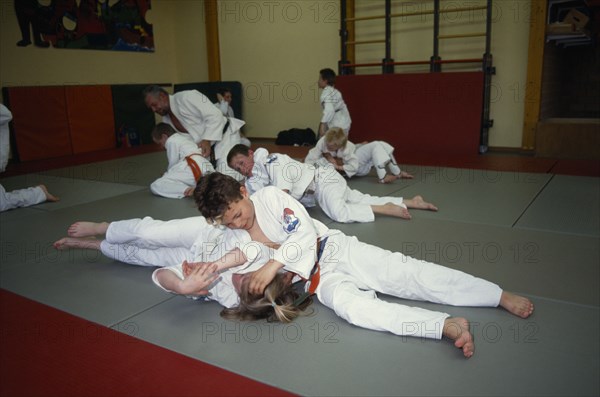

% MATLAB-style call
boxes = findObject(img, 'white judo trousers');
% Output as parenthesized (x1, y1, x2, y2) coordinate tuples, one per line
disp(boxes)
(99, 216, 216, 267)
(0, 184, 46, 212)
(355, 141, 401, 180)
(312, 165, 405, 223)
(315, 233, 503, 339)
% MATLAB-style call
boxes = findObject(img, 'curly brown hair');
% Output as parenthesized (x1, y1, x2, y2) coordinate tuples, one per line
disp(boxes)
(193, 172, 243, 224)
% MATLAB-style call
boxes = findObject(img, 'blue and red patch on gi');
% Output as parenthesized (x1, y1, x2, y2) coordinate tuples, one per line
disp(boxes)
(282, 208, 300, 233)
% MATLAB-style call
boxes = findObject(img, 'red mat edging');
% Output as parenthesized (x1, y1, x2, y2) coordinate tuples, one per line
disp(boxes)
(0, 289, 295, 397)
(548, 159, 600, 177)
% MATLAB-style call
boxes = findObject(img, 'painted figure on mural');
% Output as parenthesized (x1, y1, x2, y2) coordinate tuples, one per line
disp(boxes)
(13, 0, 154, 51)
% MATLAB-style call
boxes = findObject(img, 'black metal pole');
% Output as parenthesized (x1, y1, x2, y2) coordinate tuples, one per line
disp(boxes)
(480, 0, 494, 153)
(430, 0, 441, 72)
(382, 0, 394, 74)
(339, 0, 350, 75)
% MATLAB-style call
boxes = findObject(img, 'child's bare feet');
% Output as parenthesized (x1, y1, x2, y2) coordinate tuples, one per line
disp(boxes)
(403, 195, 438, 211)
(67, 221, 110, 238)
(53, 237, 101, 250)
(500, 292, 534, 318)
(443, 317, 474, 358)
(38, 184, 59, 202)
(372, 203, 412, 219)
(381, 174, 401, 184)
(399, 171, 414, 179)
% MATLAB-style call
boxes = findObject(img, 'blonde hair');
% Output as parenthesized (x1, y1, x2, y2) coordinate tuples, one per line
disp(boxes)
(220, 273, 312, 323)
(324, 127, 347, 149)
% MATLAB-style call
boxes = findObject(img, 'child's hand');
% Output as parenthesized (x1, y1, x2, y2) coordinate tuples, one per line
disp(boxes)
(184, 187, 194, 197)
(248, 260, 282, 295)
(199, 140, 212, 158)
(180, 262, 219, 296)
(323, 153, 334, 162)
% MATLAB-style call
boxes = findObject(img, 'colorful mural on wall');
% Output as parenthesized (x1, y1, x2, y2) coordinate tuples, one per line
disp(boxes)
(14, 0, 154, 52)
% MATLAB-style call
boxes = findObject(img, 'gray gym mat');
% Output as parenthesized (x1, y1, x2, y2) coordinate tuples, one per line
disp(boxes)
(0, 250, 170, 327)
(0, 174, 147, 211)
(515, 174, 600, 236)
(116, 290, 598, 396)
(375, 167, 553, 226)
(1, 153, 598, 396)
(38, 152, 167, 186)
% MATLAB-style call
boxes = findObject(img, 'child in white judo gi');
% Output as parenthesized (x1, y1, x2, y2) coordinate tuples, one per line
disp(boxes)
(191, 172, 535, 358)
(318, 68, 352, 137)
(150, 123, 215, 199)
(228, 144, 437, 223)
(306, 127, 413, 184)
(304, 127, 360, 178)
(0, 103, 60, 212)
(354, 140, 413, 183)
(0, 184, 59, 212)
(53, 216, 276, 308)
(214, 88, 251, 147)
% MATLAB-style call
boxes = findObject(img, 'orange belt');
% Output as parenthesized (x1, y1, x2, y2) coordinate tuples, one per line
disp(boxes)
(293, 237, 327, 307)
(308, 265, 321, 294)
(307, 236, 328, 294)
(185, 155, 203, 182)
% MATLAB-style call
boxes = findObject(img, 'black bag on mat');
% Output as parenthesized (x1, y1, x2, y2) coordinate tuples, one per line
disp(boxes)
(275, 128, 317, 146)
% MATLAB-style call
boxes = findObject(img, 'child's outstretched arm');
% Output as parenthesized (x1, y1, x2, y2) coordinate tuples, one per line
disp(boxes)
(211, 247, 248, 271)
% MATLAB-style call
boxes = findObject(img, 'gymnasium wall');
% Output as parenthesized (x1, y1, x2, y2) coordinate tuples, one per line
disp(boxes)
(219, 0, 532, 149)
(0, 1, 533, 150)
(0, 1, 207, 92)
(218, 1, 339, 137)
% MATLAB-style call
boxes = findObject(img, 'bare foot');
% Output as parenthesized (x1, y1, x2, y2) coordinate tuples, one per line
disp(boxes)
(403, 195, 438, 211)
(399, 171, 414, 179)
(38, 185, 59, 202)
(67, 221, 110, 238)
(372, 203, 412, 220)
(443, 317, 474, 358)
(380, 174, 400, 184)
(53, 237, 101, 250)
(500, 292, 534, 318)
